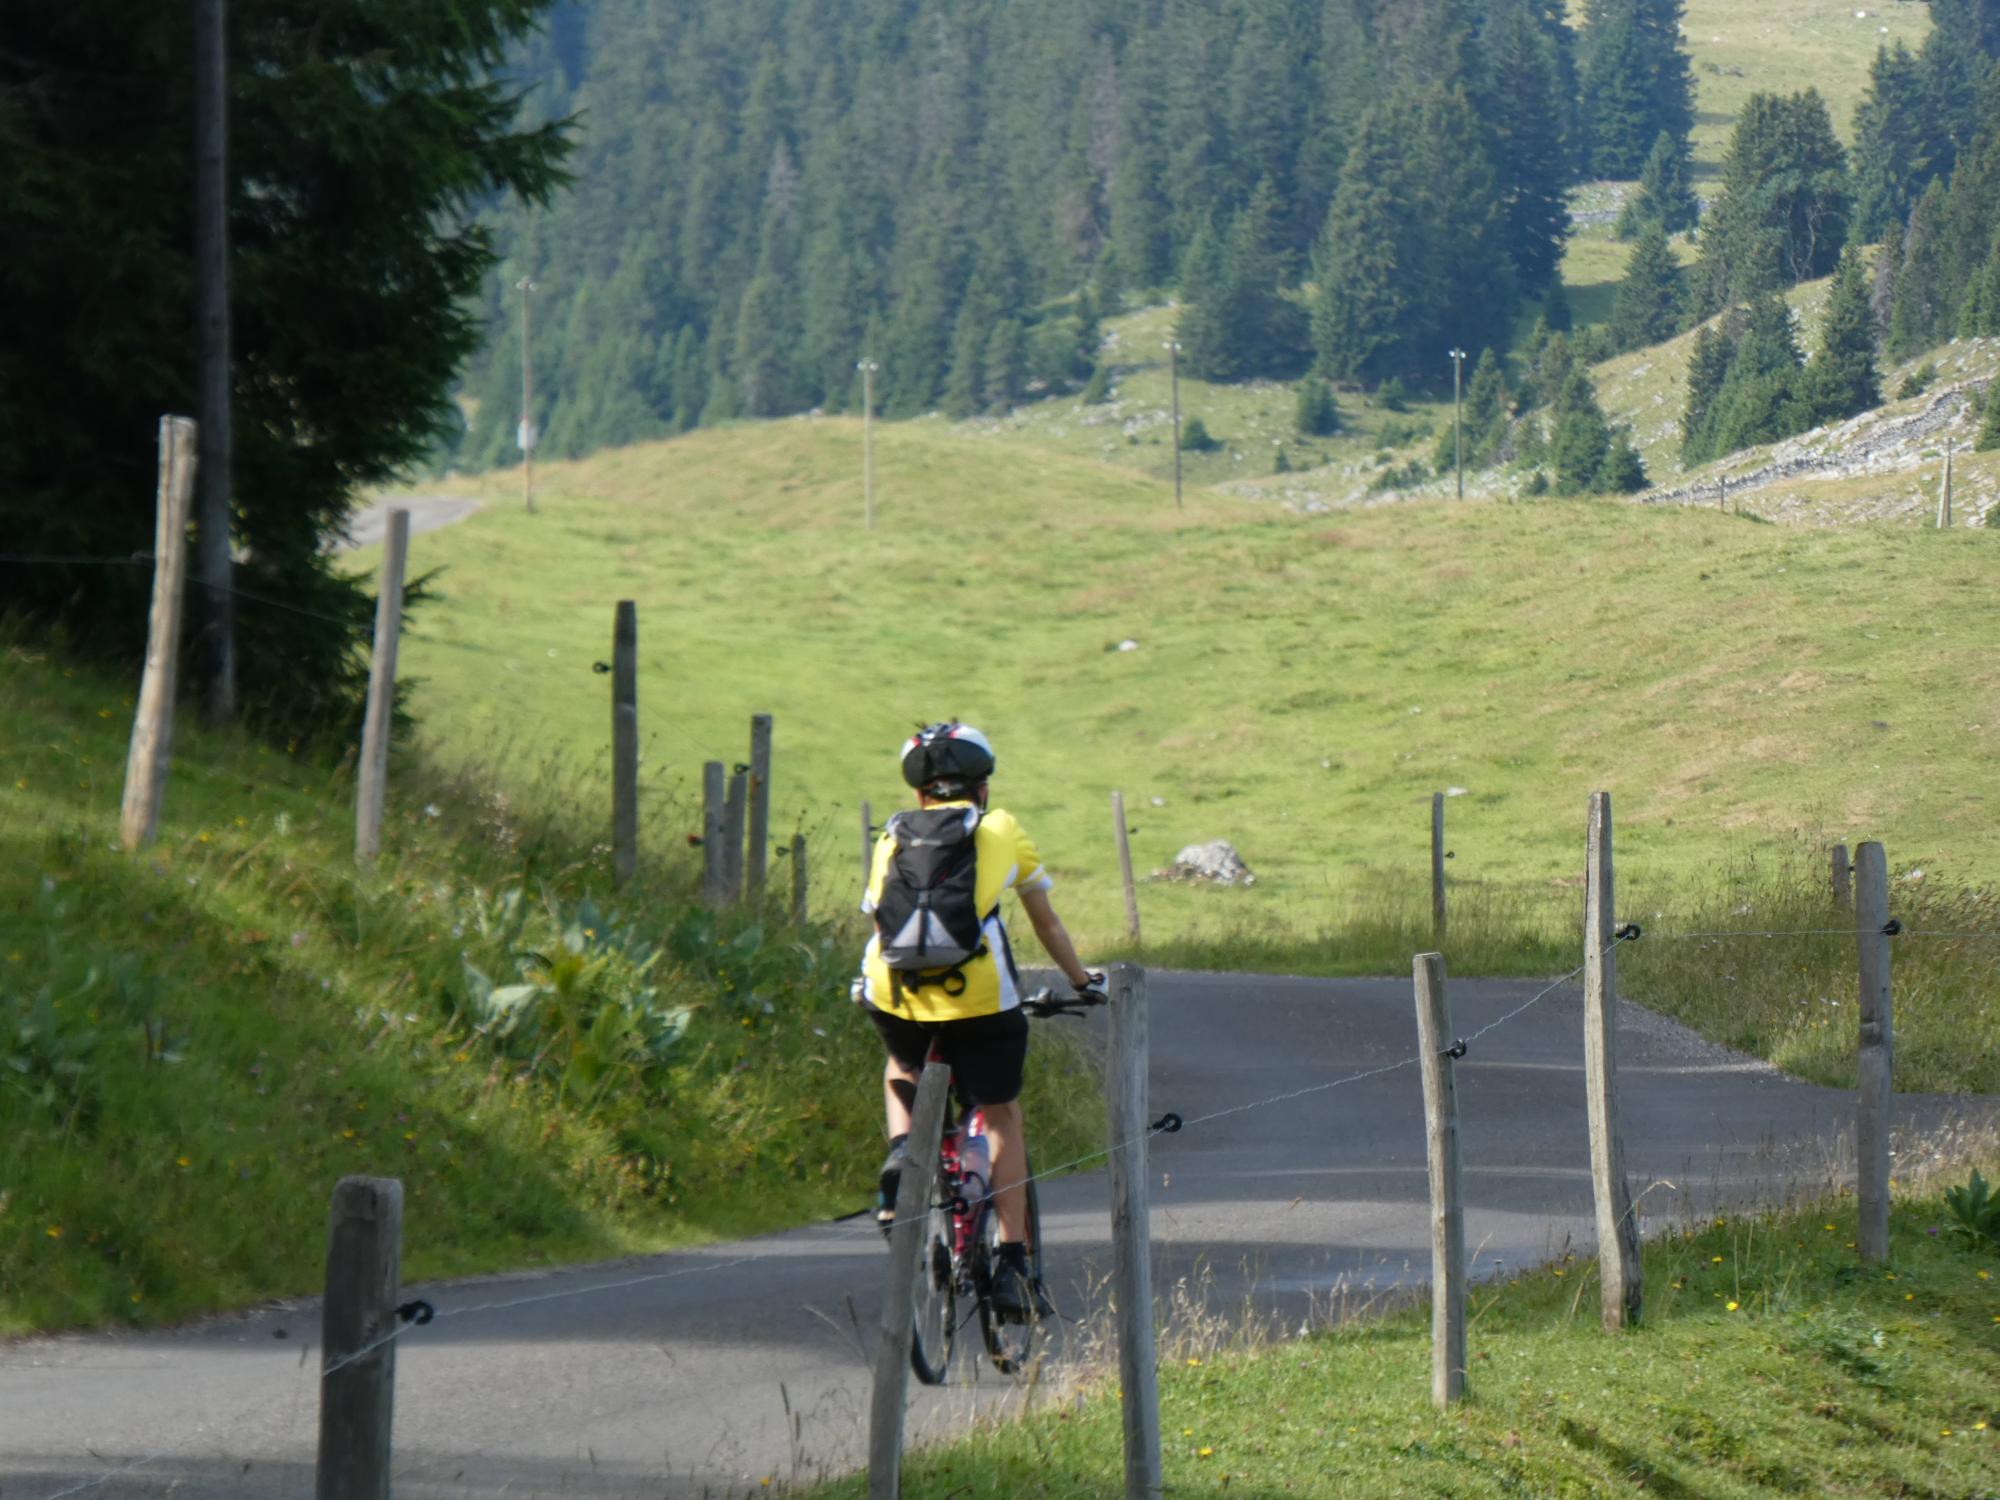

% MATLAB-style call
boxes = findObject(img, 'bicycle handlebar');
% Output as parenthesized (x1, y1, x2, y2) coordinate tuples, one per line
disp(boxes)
(1021, 985, 1108, 1019)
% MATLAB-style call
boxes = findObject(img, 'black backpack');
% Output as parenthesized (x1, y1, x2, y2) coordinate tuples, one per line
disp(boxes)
(875, 806, 991, 1001)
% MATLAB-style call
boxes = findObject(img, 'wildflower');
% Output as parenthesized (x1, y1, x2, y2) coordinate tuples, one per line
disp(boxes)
(46, 1225, 61, 1239)
(1711, 1255, 1724, 1264)
(1183, 1429, 1194, 1437)
(1726, 1301, 1739, 1311)
(1979, 1271, 1990, 1281)
(176, 1156, 190, 1168)
(130, 1292, 142, 1303)
(1553, 1268, 1566, 1278)
(1198, 1448, 1215, 1459)
(1823, 1224, 1836, 1232)
(1905, 1293, 1914, 1301)
(13, 778, 24, 791)
(1186, 1357, 1202, 1367)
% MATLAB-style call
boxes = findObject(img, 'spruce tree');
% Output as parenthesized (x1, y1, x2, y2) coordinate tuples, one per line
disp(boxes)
(983, 318, 1024, 412)
(1872, 212, 1904, 338)
(1610, 225, 1687, 351)
(1311, 107, 1414, 383)
(1295, 375, 1341, 436)
(1889, 178, 1951, 358)
(1706, 295, 1810, 457)
(1478, 0, 1574, 294)
(1681, 322, 1734, 464)
(1578, 0, 1694, 178)
(1598, 429, 1649, 492)
(1807, 247, 1881, 423)
(1961, 233, 2000, 338)
(1696, 90, 1852, 314)
(944, 297, 991, 419)
(1181, 177, 1306, 381)
(1976, 377, 2000, 452)
(1850, 42, 1934, 242)
(1462, 348, 1510, 459)
(1551, 368, 1613, 495)
(1618, 130, 1699, 238)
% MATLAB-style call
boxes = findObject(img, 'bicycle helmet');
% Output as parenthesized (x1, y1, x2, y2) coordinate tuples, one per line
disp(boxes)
(900, 722, 996, 794)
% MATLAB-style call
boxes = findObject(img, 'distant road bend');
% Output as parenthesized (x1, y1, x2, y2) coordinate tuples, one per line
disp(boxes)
(2, 969, 1990, 1498)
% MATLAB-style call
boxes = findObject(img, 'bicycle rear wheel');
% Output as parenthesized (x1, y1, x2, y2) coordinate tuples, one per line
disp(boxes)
(978, 1170, 1044, 1376)
(909, 1198, 956, 1385)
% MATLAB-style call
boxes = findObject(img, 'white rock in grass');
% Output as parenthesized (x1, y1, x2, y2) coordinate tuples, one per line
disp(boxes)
(1158, 840, 1254, 887)
(1445, 787, 1469, 798)
(1117, 639, 1139, 652)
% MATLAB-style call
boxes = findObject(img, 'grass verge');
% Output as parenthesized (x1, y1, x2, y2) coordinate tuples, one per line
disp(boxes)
(805, 1185, 2000, 1498)
(0, 641, 1101, 1334)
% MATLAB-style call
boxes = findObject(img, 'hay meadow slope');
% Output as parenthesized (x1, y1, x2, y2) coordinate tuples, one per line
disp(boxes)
(387, 422, 1998, 969)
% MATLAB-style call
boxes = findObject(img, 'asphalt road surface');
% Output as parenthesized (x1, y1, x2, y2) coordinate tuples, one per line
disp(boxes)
(3, 970, 1990, 1498)
(335, 495, 482, 553)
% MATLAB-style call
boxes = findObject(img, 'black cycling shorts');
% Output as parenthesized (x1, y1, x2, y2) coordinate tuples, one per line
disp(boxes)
(865, 1004, 1030, 1107)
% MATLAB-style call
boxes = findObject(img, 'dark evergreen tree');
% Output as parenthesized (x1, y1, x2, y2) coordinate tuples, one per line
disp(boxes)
(1705, 294, 1811, 457)
(1930, 0, 2000, 63)
(1976, 376, 2000, 451)
(1578, 0, 1695, 178)
(944, 282, 995, 419)
(1889, 178, 1952, 357)
(1599, 430, 1648, 491)
(1462, 347, 1510, 459)
(1544, 277, 1574, 333)
(983, 318, 1025, 412)
(1806, 247, 1881, 423)
(1179, 178, 1306, 380)
(1696, 90, 1851, 314)
(1551, 368, 1612, 494)
(1618, 130, 1700, 238)
(1295, 374, 1341, 436)
(1477, 0, 1575, 294)
(1311, 106, 1416, 383)
(1681, 322, 1735, 463)
(1850, 42, 1935, 242)
(1871, 212, 1904, 338)
(1961, 232, 2000, 338)
(1610, 225, 1687, 350)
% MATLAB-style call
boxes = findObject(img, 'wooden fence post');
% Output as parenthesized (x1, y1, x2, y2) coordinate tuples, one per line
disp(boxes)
(1412, 952, 1466, 1407)
(723, 767, 747, 904)
(611, 601, 638, 888)
(354, 508, 410, 864)
(701, 761, 726, 908)
(1108, 963, 1163, 1500)
(316, 1175, 404, 1500)
(791, 833, 808, 925)
(747, 714, 773, 901)
(1854, 841, 1894, 1264)
(860, 801, 874, 888)
(1831, 843, 1852, 909)
(1938, 448, 1953, 529)
(1584, 791, 1642, 1330)
(867, 1062, 950, 1500)
(1431, 792, 1447, 942)
(120, 416, 199, 852)
(1112, 790, 1142, 943)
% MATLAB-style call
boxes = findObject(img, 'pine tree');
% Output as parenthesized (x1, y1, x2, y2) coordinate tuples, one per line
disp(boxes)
(983, 318, 1024, 412)
(1618, 130, 1699, 238)
(1598, 429, 1649, 492)
(1850, 42, 1935, 242)
(1807, 247, 1881, 423)
(1544, 278, 1574, 333)
(1696, 90, 1852, 314)
(1180, 177, 1305, 381)
(1551, 368, 1612, 494)
(1929, 0, 2000, 64)
(1889, 178, 1951, 358)
(1872, 212, 1904, 339)
(1462, 348, 1510, 459)
(1681, 321, 1735, 463)
(1310, 106, 1414, 383)
(733, 273, 794, 417)
(1295, 375, 1341, 436)
(1610, 224, 1687, 351)
(1578, 0, 1694, 178)
(1961, 233, 2000, 338)
(1082, 360, 1112, 404)
(1477, 0, 1574, 295)
(1975, 377, 2000, 452)
(1706, 295, 1811, 457)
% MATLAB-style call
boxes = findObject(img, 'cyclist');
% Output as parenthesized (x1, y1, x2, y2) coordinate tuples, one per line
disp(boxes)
(857, 721, 1102, 1321)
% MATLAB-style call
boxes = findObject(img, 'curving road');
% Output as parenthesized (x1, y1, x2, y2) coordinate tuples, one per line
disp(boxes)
(2, 969, 1990, 1498)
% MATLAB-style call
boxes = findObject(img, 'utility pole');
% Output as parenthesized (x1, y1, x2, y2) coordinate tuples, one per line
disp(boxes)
(856, 358, 879, 530)
(1162, 339, 1183, 510)
(517, 276, 538, 515)
(1448, 347, 1466, 502)
(194, 0, 235, 723)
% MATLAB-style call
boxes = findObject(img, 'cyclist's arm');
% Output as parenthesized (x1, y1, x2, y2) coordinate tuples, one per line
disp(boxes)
(1016, 887, 1095, 992)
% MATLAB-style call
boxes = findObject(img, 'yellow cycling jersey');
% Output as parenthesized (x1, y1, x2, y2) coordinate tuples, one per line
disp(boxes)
(858, 802, 1051, 1021)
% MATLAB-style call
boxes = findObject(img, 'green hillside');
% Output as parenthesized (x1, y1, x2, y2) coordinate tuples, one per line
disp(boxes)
(0, 642, 1098, 1332)
(389, 424, 1999, 969)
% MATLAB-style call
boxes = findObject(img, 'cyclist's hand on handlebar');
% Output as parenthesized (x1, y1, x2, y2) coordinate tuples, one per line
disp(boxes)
(1071, 971, 1107, 1004)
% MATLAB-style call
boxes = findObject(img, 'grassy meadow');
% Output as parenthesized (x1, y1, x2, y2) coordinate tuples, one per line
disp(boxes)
(801, 1188, 2000, 1498)
(391, 421, 1999, 1086)
(0, 641, 1101, 1332)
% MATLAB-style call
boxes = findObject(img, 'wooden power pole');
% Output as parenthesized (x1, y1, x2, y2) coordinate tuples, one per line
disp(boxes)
(194, 0, 236, 723)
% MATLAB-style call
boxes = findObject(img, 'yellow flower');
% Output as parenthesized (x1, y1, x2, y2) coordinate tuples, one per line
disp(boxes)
(1186, 1357, 1202, 1367)
(1823, 1223, 1836, 1232)
(130, 1292, 143, 1303)
(1885, 1273, 1897, 1281)
(1979, 1270, 1990, 1281)
(1941, 1429, 1952, 1437)
(45, 1225, 62, 1239)
(1726, 1301, 1739, 1311)
(1904, 1293, 1914, 1301)
(176, 1156, 190, 1168)
(1975, 1422, 1988, 1431)
(13, 778, 24, 791)
(1711, 1255, 1724, 1264)
(1183, 1429, 1194, 1437)
(1198, 1448, 1215, 1459)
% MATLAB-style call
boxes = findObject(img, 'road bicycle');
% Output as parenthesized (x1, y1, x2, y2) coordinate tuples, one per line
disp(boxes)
(906, 984, 1105, 1385)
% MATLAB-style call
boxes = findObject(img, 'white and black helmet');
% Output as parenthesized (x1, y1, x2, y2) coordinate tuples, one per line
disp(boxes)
(900, 721, 996, 793)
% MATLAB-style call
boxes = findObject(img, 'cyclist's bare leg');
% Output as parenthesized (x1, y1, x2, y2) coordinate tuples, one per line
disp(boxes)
(883, 1055, 919, 1139)
(980, 1099, 1029, 1243)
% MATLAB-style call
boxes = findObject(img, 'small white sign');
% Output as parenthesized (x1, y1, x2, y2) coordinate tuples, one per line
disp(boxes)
(517, 419, 538, 454)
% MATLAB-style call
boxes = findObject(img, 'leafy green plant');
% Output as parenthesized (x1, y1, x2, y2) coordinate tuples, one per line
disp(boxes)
(1942, 1168, 1999, 1250)
(1896, 362, 1937, 399)
(2, 952, 174, 1132)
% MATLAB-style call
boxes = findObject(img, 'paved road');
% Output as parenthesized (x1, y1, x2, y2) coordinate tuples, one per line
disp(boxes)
(3, 971, 1990, 1498)
(334, 495, 483, 553)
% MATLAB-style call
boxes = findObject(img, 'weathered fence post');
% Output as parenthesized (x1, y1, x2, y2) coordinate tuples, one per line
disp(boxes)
(790, 833, 808, 925)
(1584, 791, 1642, 1330)
(860, 801, 874, 887)
(1108, 962, 1163, 1500)
(120, 416, 199, 852)
(1831, 843, 1852, 909)
(723, 767, 747, 904)
(317, 1175, 404, 1500)
(1938, 448, 1953, 529)
(701, 761, 726, 908)
(1431, 792, 1448, 942)
(1111, 790, 1142, 943)
(747, 714, 773, 901)
(1854, 841, 1894, 1264)
(611, 601, 638, 888)
(1412, 952, 1466, 1407)
(867, 1062, 950, 1500)
(354, 508, 410, 863)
